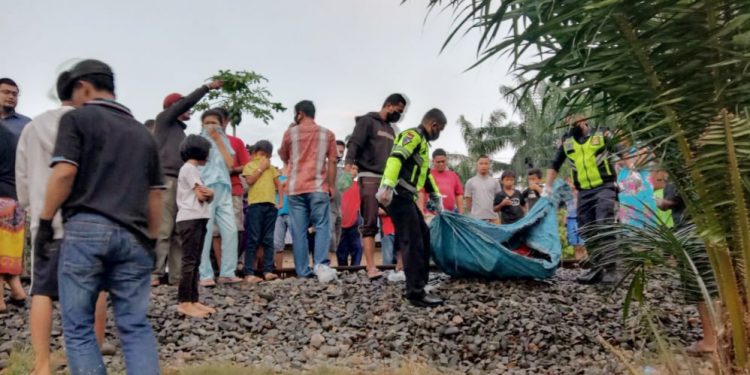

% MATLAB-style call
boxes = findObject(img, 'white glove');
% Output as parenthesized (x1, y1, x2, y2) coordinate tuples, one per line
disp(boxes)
(427, 192, 444, 212)
(376, 186, 394, 207)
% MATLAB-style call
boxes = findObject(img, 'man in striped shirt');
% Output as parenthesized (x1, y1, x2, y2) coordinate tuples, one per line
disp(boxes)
(278, 100, 338, 281)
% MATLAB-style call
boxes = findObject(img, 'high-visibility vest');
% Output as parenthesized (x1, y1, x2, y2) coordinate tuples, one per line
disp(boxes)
(382, 126, 439, 198)
(563, 130, 614, 190)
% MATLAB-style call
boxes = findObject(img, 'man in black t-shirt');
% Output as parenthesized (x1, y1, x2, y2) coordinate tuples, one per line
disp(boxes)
(493, 171, 526, 224)
(36, 59, 162, 375)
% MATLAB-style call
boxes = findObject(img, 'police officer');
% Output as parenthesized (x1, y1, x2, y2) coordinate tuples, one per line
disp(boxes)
(545, 115, 619, 284)
(376, 108, 446, 307)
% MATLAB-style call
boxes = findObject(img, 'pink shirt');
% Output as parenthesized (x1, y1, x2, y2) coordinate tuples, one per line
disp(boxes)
(430, 168, 464, 212)
(278, 122, 337, 196)
(227, 135, 251, 196)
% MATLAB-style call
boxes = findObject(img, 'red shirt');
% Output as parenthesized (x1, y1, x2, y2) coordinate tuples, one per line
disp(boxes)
(430, 168, 464, 212)
(227, 134, 251, 196)
(380, 215, 395, 236)
(341, 182, 361, 228)
(278, 122, 337, 196)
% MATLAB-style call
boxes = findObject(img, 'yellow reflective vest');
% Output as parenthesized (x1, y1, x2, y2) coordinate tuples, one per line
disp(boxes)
(563, 130, 615, 190)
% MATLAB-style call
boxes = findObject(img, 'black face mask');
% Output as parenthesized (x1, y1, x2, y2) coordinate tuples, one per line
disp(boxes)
(386, 111, 401, 123)
(571, 125, 585, 138)
(428, 126, 442, 141)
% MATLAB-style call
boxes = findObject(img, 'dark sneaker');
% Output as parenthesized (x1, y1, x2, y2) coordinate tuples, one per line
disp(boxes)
(406, 293, 444, 308)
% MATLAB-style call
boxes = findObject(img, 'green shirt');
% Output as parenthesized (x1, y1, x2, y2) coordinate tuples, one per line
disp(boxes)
(653, 188, 674, 228)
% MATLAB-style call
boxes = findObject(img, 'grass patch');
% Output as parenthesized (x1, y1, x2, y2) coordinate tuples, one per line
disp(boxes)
(1, 347, 33, 375)
(166, 361, 450, 375)
(3, 347, 451, 375)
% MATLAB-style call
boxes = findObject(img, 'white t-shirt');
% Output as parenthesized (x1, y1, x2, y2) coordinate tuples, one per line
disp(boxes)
(15, 106, 74, 240)
(465, 174, 502, 220)
(176, 163, 210, 222)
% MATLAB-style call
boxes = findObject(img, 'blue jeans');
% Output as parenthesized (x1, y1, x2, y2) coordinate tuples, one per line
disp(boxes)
(288, 193, 331, 277)
(199, 183, 238, 280)
(58, 213, 159, 375)
(381, 234, 397, 265)
(336, 225, 362, 266)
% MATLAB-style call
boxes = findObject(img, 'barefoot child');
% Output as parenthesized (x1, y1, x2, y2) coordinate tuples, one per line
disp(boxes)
(176, 135, 217, 318)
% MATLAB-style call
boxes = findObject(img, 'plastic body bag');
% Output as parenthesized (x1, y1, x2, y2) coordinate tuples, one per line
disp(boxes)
(430, 179, 571, 279)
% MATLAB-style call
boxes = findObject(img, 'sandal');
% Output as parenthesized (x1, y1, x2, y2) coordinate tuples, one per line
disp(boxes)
(264, 273, 279, 281)
(244, 275, 263, 284)
(218, 276, 243, 284)
(7, 296, 26, 308)
(199, 279, 216, 287)
(367, 270, 384, 280)
(686, 342, 715, 356)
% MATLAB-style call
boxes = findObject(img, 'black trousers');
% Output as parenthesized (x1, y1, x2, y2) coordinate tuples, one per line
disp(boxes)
(176, 218, 208, 303)
(577, 184, 618, 269)
(389, 194, 430, 299)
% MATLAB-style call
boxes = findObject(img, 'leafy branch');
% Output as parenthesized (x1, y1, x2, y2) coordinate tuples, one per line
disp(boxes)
(194, 70, 286, 128)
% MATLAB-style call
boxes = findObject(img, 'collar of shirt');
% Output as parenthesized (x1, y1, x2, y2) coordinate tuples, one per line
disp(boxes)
(2, 110, 20, 120)
(84, 99, 134, 118)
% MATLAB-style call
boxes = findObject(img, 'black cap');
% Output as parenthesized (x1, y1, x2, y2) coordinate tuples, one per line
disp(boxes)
(56, 71, 72, 101)
(68, 59, 113, 79)
(253, 140, 273, 155)
(60, 59, 113, 98)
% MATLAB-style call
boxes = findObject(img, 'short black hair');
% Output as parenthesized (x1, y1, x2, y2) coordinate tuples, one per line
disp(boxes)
(77, 73, 115, 94)
(527, 168, 542, 179)
(0, 78, 18, 89)
(501, 170, 517, 180)
(422, 108, 447, 126)
(336, 140, 346, 147)
(56, 73, 72, 101)
(294, 100, 316, 119)
(254, 140, 273, 155)
(383, 93, 407, 108)
(478, 155, 490, 161)
(213, 107, 230, 122)
(432, 148, 447, 158)
(180, 134, 211, 162)
(201, 109, 223, 123)
(144, 119, 155, 131)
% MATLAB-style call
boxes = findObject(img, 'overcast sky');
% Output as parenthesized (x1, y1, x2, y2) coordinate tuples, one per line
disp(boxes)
(3, 0, 517, 163)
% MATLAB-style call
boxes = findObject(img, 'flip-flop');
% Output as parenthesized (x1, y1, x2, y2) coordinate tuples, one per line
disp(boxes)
(244, 276, 263, 284)
(368, 271, 384, 280)
(685, 342, 715, 356)
(199, 279, 217, 287)
(7, 296, 26, 308)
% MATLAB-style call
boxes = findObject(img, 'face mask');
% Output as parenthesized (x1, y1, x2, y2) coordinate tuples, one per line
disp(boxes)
(571, 124, 585, 138)
(386, 111, 401, 123)
(428, 126, 441, 141)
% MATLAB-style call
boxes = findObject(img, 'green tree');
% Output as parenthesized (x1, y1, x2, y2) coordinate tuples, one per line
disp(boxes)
(477, 79, 570, 174)
(419, 0, 750, 370)
(194, 70, 285, 135)
(449, 111, 510, 182)
(452, 79, 569, 182)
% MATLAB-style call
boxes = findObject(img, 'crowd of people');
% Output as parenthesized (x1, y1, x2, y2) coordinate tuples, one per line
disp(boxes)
(0, 59, 711, 375)
(0, 59, 450, 374)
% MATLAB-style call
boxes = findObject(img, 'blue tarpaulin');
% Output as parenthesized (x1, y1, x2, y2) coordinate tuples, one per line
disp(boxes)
(430, 180, 570, 280)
